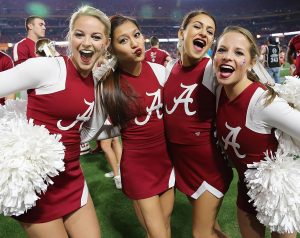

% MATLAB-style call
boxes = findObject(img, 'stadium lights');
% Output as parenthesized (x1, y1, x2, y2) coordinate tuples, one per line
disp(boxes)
(271, 33, 284, 37)
(256, 30, 299, 40)
(5, 31, 299, 48)
(284, 31, 300, 36)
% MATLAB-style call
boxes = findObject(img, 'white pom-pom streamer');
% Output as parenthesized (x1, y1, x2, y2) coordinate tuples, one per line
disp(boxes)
(0, 114, 65, 216)
(93, 56, 117, 81)
(273, 76, 300, 110)
(245, 150, 300, 233)
(0, 99, 27, 119)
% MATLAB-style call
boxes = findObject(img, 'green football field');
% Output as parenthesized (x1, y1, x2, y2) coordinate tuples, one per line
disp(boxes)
(1, 140, 299, 238)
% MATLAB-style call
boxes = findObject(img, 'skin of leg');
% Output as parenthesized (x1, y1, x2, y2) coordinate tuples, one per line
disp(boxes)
(20, 218, 68, 238)
(189, 191, 227, 238)
(271, 231, 297, 238)
(64, 194, 101, 238)
(237, 207, 265, 238)
(133, 195, 169, 238)
(159, 188, 175, 238)
(133, 201, 149, 237)
(238, 207, 297, 238)
(213, 221, 228, 238)
(100, 138, 119, 176)
(111, 136, 122, 165)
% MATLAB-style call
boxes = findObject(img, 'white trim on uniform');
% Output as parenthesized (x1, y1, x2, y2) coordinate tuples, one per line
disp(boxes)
(13, 38, 26, 61)
(147, 61, 166, 86)
(168, 168, 175, 188)
(202, 58, 217, 95)
(81, 180, 89, 206)
(191, 181, 224, 199)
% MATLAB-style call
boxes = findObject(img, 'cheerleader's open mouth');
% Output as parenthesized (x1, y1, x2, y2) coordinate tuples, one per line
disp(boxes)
(193, 39, 206, 52)
(219, 64, 235, 78)
(80, 49, 94, 63)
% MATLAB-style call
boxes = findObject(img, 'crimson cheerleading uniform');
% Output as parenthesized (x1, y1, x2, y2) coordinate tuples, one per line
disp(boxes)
(288, 34, 300, 76)
(0, 51, 14, 105)
(145, 47, 170, 65)
(163, 58, 232, 199)
(120, 61, 174, 200)
(216, 82, 300, 214)
(0, 56, 105, 223)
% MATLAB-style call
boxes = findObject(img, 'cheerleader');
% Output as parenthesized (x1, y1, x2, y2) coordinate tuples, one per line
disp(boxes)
(163, 10, 233, 238)
(0, 6, 111, 238)
(214, 25, 299, 238)
(97, 15, 174, 238)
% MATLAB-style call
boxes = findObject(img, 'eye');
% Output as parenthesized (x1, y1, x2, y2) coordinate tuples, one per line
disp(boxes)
(216, 47, 226, 53)
(92, 34, 102, 41)
(134, 31, 141, 38)
(235, 51, 244, 56)
(74, 32, 84, 38)
(119, 37, 128, 44)
(193, 24, 201, 30)
(207, 30, 214, 36)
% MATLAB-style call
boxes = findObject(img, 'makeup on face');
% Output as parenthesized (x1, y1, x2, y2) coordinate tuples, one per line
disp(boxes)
(112, 21, 145, 63)
(70, 15, 108, 77)
(180, 14, 215, 66)
(214, 31, 252, 84)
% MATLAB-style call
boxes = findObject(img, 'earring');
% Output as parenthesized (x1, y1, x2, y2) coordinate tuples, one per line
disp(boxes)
(177, 40, 182, 51)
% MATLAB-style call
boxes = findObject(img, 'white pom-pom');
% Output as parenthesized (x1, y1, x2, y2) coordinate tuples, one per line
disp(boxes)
(273, 76, 300, 110)
(93, 56, 117, 81)
(0, 112, 65, 216)
(245, 150, 300, 233)
(0, 99, 27, 119)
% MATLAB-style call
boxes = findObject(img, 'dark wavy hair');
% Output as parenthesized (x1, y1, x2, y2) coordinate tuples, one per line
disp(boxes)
(98, 15, 141, 128)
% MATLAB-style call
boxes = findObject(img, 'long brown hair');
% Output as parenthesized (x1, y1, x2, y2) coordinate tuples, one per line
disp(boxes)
(99, 15, 141, 127)
(215, 26, 277, 104)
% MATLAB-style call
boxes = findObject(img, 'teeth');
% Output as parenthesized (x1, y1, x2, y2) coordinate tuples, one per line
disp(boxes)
(81, 50, 92, 53)
(221, 65, 234, 70)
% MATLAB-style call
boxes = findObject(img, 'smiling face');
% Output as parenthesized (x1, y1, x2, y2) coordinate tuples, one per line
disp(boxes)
(179, 13, 215, 66)
(111, 20, 145, 70)
(70, 15, 109, 78)
(214, 31, 254, 88)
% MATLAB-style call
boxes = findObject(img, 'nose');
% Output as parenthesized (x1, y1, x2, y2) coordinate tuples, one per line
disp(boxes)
(198, 27, 206, 37)
(221, 51, 233, 61)
(130, 38, 138, 48)
(82, 36, 92, 46)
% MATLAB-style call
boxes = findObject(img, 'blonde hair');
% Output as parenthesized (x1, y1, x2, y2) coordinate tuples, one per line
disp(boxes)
(66, 5, 110, 54)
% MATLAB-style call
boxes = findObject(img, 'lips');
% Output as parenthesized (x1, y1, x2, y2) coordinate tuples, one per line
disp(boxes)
(134, 48, 142, 57)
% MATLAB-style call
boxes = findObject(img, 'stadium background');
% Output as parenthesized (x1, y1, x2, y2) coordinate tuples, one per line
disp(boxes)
(0, 0, 300, 237)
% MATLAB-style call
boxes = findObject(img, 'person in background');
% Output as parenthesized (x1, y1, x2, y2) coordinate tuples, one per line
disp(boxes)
(0, 5, 111, 238)
(214, 25, 298, 238)
(13, 16, 46, 65)
(287, 34, 300, 77)
(98, 15, 175, 238)
(0, 51, 15, 104)
(100, 137, 122, 189)
(261, 37, 281, 83)
(163, 10, 233, 238)
(13, 15, 46, 99)
(145, 36, 172, 66)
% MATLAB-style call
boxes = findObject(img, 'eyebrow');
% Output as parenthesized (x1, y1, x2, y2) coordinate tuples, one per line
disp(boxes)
(116, 28, 139, 39)
(194, 21, 214, 30)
